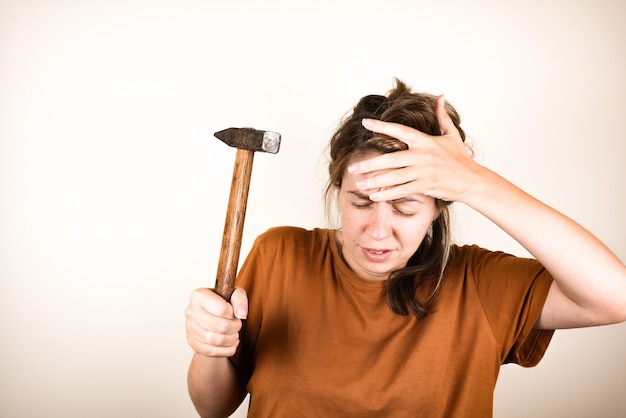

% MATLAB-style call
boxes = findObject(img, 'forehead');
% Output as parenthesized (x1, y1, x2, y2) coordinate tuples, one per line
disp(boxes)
(345, 186, 428, 204)
(341, 157, 430, 204)
(349, 149, 381, 164)
(342, 151, 388, 184)
(342, 151, 384, 179)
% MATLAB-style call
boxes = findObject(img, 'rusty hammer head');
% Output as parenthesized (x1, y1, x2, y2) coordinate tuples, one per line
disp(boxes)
(214, 127, 281, 154)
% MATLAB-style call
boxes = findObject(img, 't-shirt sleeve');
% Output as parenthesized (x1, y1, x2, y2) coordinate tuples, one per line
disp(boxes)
(229, 233, 266, 383)
(465, 245, 554, 367)
(229, 227, 300, 383)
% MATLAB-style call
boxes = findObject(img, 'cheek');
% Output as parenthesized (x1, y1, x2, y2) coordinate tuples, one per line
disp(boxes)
(340, 210, 363, 235)
(398, 216, 435, 245)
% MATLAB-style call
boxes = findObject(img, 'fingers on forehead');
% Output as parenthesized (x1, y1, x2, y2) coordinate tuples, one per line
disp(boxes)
(355, 152, 404, 174)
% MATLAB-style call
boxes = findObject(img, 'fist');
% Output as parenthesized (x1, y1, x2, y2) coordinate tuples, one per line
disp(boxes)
(185, 287, 248, 358)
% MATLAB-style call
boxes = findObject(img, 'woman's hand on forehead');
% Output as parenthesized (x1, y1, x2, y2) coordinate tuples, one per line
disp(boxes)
(347, 95, 481, 204)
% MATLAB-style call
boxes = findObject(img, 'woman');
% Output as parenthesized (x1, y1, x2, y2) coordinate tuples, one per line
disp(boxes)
(185, 79, 626, 417)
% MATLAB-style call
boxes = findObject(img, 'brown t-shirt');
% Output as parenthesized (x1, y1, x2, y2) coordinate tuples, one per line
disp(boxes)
(233, 227, 554, 417)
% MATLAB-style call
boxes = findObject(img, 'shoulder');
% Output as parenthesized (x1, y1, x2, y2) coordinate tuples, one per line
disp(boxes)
(446, 244, 547, 284)
(449, 244, 528, 267)
(258, 226, 316, 241)
(256, 226, 321, 243)
(254, 226, 332, 251)
(244, 227, 334, 278)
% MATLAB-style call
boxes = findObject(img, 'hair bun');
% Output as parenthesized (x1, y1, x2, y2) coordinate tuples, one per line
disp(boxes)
(354, 95, 390, 117)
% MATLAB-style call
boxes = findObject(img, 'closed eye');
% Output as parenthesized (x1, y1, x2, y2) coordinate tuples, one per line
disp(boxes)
(391, 198, 422, 217)
(348, 191, 374, 209)
(347, 191, 423, 216)
(351, 200, 373, 209)
(392, 202, 418, 217)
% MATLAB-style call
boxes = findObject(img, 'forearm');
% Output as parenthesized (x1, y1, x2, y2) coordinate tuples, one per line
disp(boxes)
(187, 353, 247, 418)
(463, 166, 626, 326)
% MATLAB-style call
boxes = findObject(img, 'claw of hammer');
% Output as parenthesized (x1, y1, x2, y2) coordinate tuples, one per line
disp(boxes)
(212, 127, 282, 300)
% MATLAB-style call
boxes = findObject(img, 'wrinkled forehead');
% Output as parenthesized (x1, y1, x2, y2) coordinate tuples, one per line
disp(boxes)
(341, 151, 433, 204)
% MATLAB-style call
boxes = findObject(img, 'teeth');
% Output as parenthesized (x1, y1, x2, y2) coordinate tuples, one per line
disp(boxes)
(370, 250, 384, 254)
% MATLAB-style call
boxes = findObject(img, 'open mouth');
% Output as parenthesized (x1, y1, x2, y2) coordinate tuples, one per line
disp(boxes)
(362, 247, 393, 262)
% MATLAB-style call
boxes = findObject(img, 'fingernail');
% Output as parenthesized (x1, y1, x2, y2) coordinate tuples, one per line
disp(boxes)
(369, 192, 381, 201)
(362, 118, 375, 129)
(348, 164, 360, 174)
(356, 180, 367, 189)
(236, 307, 247, 319)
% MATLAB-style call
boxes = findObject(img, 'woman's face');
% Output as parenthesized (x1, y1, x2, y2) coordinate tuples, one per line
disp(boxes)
(336, 153, 439, 281)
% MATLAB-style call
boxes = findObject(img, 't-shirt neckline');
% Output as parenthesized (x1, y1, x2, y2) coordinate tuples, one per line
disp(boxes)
(323, 228, 388, 289)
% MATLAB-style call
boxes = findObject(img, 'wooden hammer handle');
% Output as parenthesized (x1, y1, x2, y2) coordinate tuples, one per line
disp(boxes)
(215, 148, 255, 300)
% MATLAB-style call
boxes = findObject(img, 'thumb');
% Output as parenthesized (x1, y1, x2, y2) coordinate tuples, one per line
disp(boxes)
(435, 94, 456, 136)
(230, 287, 248, 320)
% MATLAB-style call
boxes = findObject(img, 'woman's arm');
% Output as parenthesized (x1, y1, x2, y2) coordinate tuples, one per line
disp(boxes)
(349, 96, 626, 330)
(188, 354, 247, 418)
(459, 165, 626, 329)
(185, 287, 249, 417)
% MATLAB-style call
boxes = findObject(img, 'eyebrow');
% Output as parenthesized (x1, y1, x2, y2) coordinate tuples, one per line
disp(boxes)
(347, 191, 373, 201)
(347, 190, 425, 204)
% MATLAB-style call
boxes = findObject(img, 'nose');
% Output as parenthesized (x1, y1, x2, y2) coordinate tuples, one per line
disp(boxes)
(365, 203, 392, 240)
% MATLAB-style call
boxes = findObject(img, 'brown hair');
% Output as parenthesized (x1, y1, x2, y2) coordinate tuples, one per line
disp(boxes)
(325, 78, 467, 318)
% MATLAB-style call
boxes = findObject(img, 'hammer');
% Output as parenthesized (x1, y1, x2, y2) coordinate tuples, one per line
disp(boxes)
(213, 127, 281, 300)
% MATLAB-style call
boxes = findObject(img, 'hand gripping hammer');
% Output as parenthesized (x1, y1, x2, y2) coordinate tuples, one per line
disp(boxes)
(213, 127, 281, 300)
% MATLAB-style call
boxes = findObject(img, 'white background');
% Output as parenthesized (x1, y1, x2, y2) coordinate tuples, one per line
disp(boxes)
(1, 0, 625, 417)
